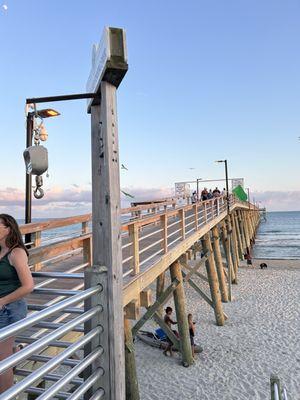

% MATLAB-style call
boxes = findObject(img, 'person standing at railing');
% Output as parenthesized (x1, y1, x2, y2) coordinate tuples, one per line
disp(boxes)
(0, 214, 34, 393)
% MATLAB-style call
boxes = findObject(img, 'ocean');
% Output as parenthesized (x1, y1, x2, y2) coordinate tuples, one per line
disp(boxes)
(19, 211, 300, 260)
(253, 211, 300, 260)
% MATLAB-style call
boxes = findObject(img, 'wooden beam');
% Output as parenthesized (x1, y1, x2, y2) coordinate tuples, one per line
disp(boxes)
(152, 312, 180, 350)
(124, 318, 140, 400)
(131, 279, 179, 337)
(201, 234, 225, 326)
(211, 226, 228, 303)
(29, 234, 91, 265)
(181, 253, 209, 282)
(140, 290, 152, 308)
(90, 81, 125, 400)
(170, 261, 193, 366)
(125, 300, 140, 320)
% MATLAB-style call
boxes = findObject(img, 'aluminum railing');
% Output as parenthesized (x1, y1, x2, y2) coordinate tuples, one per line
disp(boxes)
(270, 375, 289, 400)
(0, 284, 104, 399)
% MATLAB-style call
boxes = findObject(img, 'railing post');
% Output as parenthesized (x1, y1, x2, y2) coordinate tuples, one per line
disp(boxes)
(128, 223, 140, 276)
(204, 202, 207, 222)
(83, 236, 92, 267)
(82, 221, 89, 234)
(179, 209, 185, 240)
(194, 204, 198, 230)
(33, 231, 42, 271)
(160, 214, 168, 253)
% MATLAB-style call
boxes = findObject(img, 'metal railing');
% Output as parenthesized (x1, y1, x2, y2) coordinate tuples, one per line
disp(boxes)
(270, 375, 289, 400)
(0, 284, 104, 399)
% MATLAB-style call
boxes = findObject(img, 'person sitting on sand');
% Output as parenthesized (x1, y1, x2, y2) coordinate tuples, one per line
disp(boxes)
(163, 306, 177, 357)
(188, 313, 196, 359)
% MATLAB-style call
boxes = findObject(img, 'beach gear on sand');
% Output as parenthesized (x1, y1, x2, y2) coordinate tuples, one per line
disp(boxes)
(137, 329, 203, 353)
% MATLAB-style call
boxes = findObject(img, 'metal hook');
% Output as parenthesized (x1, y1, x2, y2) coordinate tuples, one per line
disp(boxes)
(34, 187, 44, 199)
(34, 175, 44, 199)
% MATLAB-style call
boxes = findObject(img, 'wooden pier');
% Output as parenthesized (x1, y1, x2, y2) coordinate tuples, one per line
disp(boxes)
(19, 194, 260, 399)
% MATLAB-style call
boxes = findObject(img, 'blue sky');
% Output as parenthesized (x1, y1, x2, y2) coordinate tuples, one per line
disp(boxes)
(0, 0, 300, 216)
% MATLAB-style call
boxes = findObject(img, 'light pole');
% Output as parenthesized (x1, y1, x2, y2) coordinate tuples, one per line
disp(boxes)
(246, 187, 250, 209)
(196, 178, 202, 201)
(25, 107, 60, 244)
(215, 159, 231, 300)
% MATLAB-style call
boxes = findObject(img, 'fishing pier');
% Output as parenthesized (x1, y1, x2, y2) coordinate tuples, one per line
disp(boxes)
(0, 26, 261, 400)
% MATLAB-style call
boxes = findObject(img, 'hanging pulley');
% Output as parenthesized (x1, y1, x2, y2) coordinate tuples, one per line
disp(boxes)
(23, 145, 48, 176)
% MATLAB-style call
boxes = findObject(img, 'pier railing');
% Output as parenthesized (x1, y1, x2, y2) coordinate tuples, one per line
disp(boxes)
(0, 194, 259, 398)
(270, 375, 289, 400)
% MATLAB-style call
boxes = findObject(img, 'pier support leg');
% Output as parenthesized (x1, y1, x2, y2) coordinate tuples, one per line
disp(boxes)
(211, 226, 228, 303)
(233, 211, 244, 260)
(201, 234, 225, 325)
(156, 272, 165, 316)
(169, 261, 193, 366)
(227, 217, 238, 284)
(124, 318, 140, 400)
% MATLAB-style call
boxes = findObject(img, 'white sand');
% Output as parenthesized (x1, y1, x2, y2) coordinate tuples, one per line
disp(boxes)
(135, 260, 300, 400)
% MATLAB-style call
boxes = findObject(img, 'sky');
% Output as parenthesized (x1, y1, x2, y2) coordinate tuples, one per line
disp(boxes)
(0, 0, 300, 217)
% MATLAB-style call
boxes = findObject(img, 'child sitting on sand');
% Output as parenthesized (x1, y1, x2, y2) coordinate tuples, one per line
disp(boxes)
(188, 313, 196, 359)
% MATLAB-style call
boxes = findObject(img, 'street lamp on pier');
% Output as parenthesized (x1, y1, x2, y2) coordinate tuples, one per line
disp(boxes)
(25, 106, 60, 244)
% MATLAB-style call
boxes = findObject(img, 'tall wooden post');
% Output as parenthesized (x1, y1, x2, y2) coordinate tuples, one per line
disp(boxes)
(220, 221, 234, 300)
(124, 317, 140, 400)
(201, 234, 225, 325)
(89, 81, 125, 399)
(233, 211, 244, 259)
(156, 272, 165, 316)
(227, 216, 238, 283)
(237, 210, 247, 254)
(169, 261, 193, 366)
(242, 211, 251, 249)
(211, 226, 228, 303)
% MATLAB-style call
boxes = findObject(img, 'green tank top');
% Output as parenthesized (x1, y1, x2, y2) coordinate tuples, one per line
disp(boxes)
(0, 251, 21, 298)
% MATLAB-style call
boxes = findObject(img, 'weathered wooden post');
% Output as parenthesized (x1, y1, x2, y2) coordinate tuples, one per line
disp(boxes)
(233, 211, 244, 259)
(201, 234, 225, 325)
(85, 27, 128, 400)
(220, 221, 234, 300)
(124, 317, 140, 400)
(227, 216, 238, 283)
(169, 261, 193, 366)
(211, 226, 228, 302)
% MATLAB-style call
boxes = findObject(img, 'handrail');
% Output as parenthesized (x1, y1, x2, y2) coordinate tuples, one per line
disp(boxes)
(270, 375, 288, 400)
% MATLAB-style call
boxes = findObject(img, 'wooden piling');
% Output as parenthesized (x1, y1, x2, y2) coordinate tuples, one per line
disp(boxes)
(237, 210, 247, 254)
(220, 221, 235, 284)
(169, 261, 193, 366)
(156, 272, 165, 316)
(124, 317, 140, 400)
(227, 217, 238, 284)
(201, 234, 225, 325)
(211, 226, 228, 303)
(233, 211, 244, 260)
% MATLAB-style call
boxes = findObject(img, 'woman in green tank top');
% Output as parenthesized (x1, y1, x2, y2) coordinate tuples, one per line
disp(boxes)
(0, 214, 34, 393)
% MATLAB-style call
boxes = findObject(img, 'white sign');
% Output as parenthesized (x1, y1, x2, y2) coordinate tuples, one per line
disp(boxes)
(175, 183, 191, 198)
(86, 28, 110, 95)
(86, 27, 128, 110)
(231, 178, 244, 189)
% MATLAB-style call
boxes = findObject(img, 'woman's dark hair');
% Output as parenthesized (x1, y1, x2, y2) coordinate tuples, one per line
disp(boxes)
(0, 214, 29, 256)
(165, 306, 172, 313)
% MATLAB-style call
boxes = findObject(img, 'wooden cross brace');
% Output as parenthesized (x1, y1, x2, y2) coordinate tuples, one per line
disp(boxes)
(131, 278, 180, 338)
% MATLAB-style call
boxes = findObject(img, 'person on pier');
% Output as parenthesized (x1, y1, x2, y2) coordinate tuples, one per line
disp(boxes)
(163, 306, 178, 357)
(0, 214, 34, 393)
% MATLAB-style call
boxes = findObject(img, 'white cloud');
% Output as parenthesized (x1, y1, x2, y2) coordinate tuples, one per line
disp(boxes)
(0, 186, 298, 218)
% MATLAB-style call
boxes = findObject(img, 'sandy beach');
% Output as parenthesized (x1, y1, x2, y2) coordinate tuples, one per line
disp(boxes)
(135, 259, 300, 400)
